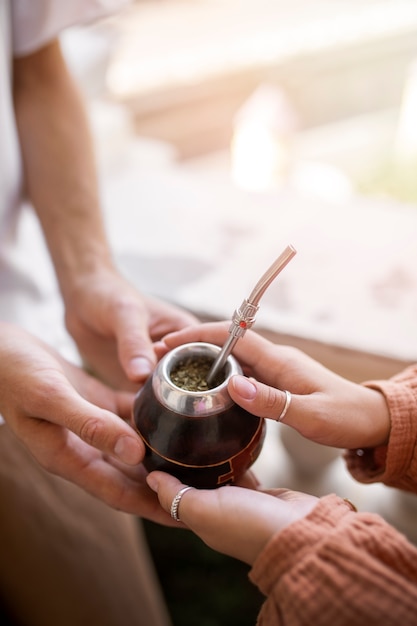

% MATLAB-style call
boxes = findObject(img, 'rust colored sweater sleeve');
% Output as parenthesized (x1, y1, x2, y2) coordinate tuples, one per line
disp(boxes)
(249, 364, 417, 625)
(249, 494, 417, 626)
(345, 364, 417, 492)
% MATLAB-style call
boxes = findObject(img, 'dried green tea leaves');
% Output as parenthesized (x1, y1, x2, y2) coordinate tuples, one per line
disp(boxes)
(170, 356, 224, 391)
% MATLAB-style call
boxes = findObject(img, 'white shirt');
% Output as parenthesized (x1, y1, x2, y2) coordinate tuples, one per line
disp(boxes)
(1, 0, 129, 248)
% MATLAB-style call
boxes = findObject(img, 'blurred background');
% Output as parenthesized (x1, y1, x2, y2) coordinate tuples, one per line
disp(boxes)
(58, 1, 417, 623)
(65, 0, 417, 200)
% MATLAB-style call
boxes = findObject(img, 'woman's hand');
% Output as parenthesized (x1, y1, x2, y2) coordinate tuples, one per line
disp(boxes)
(147, 471, 318, 565)
(160, 322, 391, 449)
(0, 322, 174, 524)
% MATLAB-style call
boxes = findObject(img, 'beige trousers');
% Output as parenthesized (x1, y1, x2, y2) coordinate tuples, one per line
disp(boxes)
(0, 425, 172, 626)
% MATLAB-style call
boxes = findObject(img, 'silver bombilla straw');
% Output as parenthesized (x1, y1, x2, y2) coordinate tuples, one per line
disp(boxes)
(206, 244, 297, 386)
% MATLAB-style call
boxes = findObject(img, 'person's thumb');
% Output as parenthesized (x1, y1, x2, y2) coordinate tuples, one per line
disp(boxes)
(115, 311, 156, 383)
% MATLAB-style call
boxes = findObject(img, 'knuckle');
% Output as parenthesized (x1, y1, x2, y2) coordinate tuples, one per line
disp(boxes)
(35, 375, 58, 396)
(263, 387, 282, 413)
(79, 417, 103, 447)
(28, 376, 65, 414)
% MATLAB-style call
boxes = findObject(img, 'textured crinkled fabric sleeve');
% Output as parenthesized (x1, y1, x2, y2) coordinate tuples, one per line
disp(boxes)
(11, 0, 131, 56)
(345, 364, 417, 493)
(250, 494, 417, 626)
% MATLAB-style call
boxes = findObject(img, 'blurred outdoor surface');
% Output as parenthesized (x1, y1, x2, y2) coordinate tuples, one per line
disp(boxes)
(65, 1, 415, 177)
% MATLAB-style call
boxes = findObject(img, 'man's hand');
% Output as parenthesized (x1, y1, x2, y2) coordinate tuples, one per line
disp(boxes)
(13, 39, 198, 392)
(0, 322, 175, 524)
(64, 266, 197, 390)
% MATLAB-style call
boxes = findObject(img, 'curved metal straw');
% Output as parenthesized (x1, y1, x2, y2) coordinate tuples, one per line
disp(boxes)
(206, 244, 297, 386)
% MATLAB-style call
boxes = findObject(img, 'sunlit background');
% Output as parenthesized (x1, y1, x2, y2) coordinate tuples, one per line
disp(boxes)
(63, 0, 417, 201)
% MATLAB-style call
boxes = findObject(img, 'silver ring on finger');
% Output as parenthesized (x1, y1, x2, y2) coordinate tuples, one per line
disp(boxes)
(277, 390, 291, 423)
(170, 486, 193, 522)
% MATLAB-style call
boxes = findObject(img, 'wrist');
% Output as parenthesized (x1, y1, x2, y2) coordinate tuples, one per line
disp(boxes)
(360, 385, 391, 448)
(56, 247, 115, 303)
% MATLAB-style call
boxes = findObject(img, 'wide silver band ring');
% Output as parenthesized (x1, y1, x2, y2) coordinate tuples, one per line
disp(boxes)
(170, 486, 193, 522)
(277, 390, 291, 422)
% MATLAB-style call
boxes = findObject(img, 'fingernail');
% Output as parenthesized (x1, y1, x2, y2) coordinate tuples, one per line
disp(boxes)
(129, 357, 153, 379)
(114, 436, 142, 465)
(146, 474, 158, 493)
(231, 375, 257, 400)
